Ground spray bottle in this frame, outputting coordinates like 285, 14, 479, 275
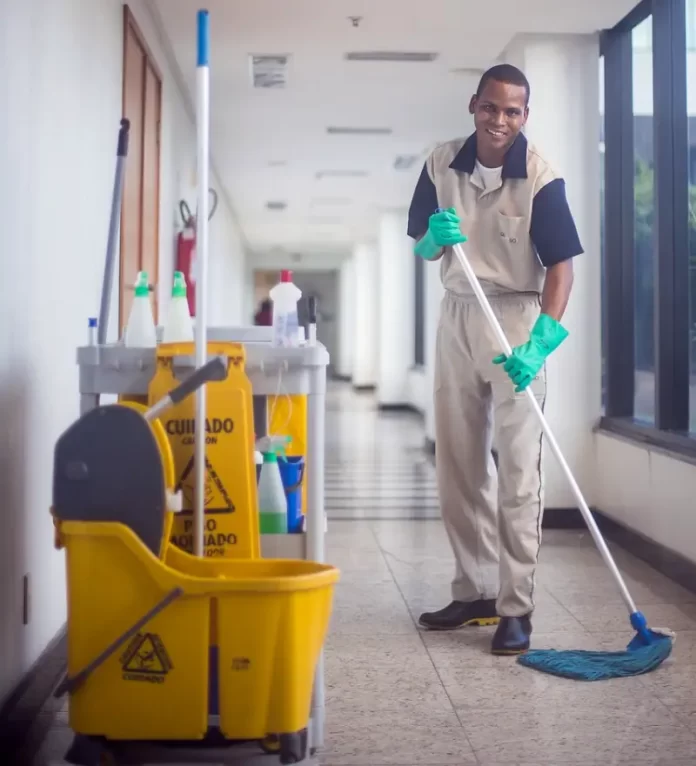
124, 271, 157, 347
162, 271, 194, 342
258, 450, 287, 534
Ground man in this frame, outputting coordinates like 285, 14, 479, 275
407, 64, 582, 655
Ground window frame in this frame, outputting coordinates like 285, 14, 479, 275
600, 0, 695, 457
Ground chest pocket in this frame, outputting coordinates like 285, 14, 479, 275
495, 212, 528, 258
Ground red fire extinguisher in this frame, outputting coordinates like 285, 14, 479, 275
176, 189, 218, 317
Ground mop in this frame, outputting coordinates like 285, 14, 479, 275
448, 235, 675, 681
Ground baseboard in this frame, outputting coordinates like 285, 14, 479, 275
0, 625, 67, 764
542, 507, 586, 529
592, 510, 696, 596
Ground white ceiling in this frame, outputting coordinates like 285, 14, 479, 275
152, 0, 636, 257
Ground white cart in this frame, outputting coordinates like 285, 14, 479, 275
75, 329, 330, 759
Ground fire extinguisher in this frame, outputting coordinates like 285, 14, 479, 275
176, 188, 218, 316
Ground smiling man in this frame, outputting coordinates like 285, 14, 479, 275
407, 64, 583, 655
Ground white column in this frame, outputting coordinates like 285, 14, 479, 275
377, 211, 414, 406
351, 243, 379, 388
337, 256, 355, 379
500, 34, 602, 507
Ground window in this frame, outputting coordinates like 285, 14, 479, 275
601, 0, 693, 455
689, 0, 696, 432
632, 17, 655, 424
599, 55, 606, 413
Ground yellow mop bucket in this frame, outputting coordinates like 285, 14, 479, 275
52, 357, 339, 744
59, 521, 338, 742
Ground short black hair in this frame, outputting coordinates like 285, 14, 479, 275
475, 64, 530, 105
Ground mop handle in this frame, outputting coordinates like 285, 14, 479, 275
144, 356, 227, 422
98, 119, 130, 345
193, 9, 211, 558
449, 240, 638, 615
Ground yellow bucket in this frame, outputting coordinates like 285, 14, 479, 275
62, 521, 338, 742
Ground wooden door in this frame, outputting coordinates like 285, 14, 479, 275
120, 6, 162, 331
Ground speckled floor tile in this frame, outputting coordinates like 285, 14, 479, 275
570, 602, 696, 634
328, 582, 416, 635
322, 707, 477, 764
467, 701, 696, 765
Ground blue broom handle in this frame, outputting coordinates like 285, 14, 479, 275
450, 241, 638, 615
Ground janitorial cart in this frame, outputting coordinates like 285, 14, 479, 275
51, 9, 338, 765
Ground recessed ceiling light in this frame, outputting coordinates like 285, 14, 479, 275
315, 170, 369, 180
326, 126, 393, 135
345, 51, 438, 63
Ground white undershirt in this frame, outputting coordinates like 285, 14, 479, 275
475, 160, 503, 191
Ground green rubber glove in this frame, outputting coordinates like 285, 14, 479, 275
414, 207, 467, 260
492, 314, 569, 392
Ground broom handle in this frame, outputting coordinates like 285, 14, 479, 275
450, 241, 638, 615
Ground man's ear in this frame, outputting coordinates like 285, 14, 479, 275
522, 105, 529, 124
468, 95, 477, 114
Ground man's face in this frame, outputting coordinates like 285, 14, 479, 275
469, 78, 529, 158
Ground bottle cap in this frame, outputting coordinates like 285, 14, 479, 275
262, 451, 278, 464
88, 318, 98, 328
172, 271, 187, 298
134, 271, 150, 298
280, 269, 292, 283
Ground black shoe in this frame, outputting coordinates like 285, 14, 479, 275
491, 615, 532, 655
419, 599, 499, 631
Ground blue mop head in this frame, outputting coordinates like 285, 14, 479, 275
517, 612, 675, 681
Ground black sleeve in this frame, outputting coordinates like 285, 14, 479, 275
407, 163, 438, 239
530, 178, 584, 267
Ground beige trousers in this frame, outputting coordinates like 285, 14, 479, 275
434, 290, 546, 617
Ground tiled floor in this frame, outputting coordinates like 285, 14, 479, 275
33, 383, 696, 765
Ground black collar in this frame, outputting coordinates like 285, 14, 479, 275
448, 132, 528, 179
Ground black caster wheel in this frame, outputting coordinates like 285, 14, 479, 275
259, 733, 281, 754
279, 728, 309, 764
65, 735, 113, 766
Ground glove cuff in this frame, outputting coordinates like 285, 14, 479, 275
414, 229, 442, 261
532, 313, 569, 354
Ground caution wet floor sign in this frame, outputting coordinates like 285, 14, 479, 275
149, 342, 260, 559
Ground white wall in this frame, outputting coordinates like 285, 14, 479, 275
337, 257, 355, 378
500, 33, 602, 508
377, 211, 415, 406
595, 435, 696, 564
351, 243, 379, 388
0, 0, 245, 706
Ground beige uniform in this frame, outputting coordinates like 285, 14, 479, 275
407, 133, 583, 617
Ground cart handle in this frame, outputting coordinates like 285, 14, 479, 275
55, 587, 183, 698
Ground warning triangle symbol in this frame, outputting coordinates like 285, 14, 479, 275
121, 633, 172, 675
175, 456, 234, 514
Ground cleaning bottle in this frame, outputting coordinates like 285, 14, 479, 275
124, 271, 157, 347
162, 271, 194, 342
257, 449, 288, 534
270, 269, 302, 348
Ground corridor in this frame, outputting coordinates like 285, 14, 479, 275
33, 384, 696, 765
